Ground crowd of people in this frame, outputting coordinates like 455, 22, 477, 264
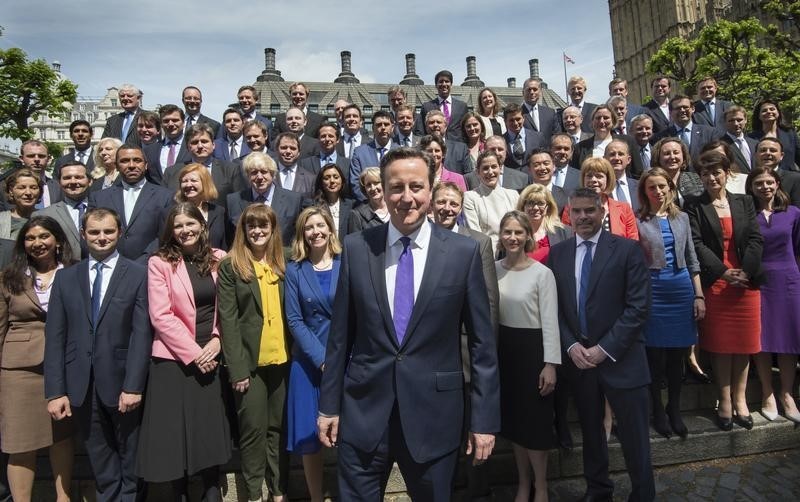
0, 70, 798, 502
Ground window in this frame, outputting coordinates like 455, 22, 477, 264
111, 99, 117, 107
57, 131, 65, 140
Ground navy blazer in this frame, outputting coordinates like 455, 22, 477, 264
284, 256, 341, 369
503, 130, 546, 171
213, 138, 251, 162
548, 231, 651, 389
143, 139, 192, 185
88, 182, 174, 263
102, 109, 143, 145
44, 257, 152, 408
227, 186, 304, 245
522, 103, 558, 144
319, 223, 500, 463
693, 99, 732, 131
417, 98, 469, 142
652, 123, 716, 164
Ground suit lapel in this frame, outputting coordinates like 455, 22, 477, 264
248, 272, 264, 316
176, 260, 196, 309
55, 202, 80, 243
22, 284, 42, 312
97, 258, 128, 325
111, 190, 127, 227
700, 196, 724, 252
586, 232, 614, 300
127, 184, 153, 227
77, 261, 91, 322
401, 226, 447, 348
366, 226, 396, 344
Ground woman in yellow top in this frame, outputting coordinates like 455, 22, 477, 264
218, 203, 290, 502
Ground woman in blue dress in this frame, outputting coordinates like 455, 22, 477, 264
636, 168, 706, 438
284, 206, 341, 502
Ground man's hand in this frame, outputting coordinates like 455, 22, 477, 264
317, 415, 339, 448
568, 344, 596, 369
585, 346, 608, 366
47, 396, 72, 420
232, 378, 250, 393
466, 432, 495, 465
118, 392, 142, 413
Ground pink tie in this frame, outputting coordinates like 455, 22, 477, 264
442, 100, 451, 124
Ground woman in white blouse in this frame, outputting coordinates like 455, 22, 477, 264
496, 210, 560, 502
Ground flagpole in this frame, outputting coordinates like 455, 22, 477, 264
562, 51, 569, 103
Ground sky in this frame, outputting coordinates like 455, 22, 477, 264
3, 0, 616, 124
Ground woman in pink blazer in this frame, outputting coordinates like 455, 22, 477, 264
136, 202, 231, 501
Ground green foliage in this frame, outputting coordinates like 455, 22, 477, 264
0, 47, 78, 141
646, 16, 800, 128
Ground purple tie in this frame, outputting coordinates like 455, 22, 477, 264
393, 236, 414, 343
442, 100, 451, 124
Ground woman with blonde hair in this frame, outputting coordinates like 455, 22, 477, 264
516, 184, 572, 263
285, 207, 342, 502
91, 137, 123, 190
218, 204, 290, 502
174, 163, 228, 249
348, 167, 389, 233
476, 87, 505, 138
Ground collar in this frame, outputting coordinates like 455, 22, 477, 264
65, 196, 88, 208
387, 218, 432, 250
89, 249, 120, 270
252, 183, 275, 200
280, 163, 297, 173
575, 229, 602, 249
122, 178, 146, 190
438, 96, 452, 106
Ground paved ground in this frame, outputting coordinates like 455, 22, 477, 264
479, 448, 800, 501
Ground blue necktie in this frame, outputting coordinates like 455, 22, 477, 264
578, 241, 594, 339
91, 262, 103, 327
393, 237, 414, 344
121, 112, 133, 140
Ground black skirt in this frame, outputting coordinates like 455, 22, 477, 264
136, 358, 232, 482
498, 325, 556, 450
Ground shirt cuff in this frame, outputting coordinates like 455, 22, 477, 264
597, 344, 617, 362
566, 342, 579, 355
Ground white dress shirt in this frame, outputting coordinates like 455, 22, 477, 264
572, 230, 615, 361
385, 220, 432, 316
89, 250, 120, 309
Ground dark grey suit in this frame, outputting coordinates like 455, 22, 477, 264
522, 103, 558, 143
186, 113, 221, 137
102, 109, 144, 145
719, 134, 758, 173
142, 139, 192, 185
162, 159, 246, 210
417, 97, 469, 141
643, 100, 671, 135
693, 99, 732, 131
226, 186, 303, 244
274, 164, 315, 198
504, 130, 546, 171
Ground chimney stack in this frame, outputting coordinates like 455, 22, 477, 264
334, 50, 360, 84
257, 47, 284, 82
529, 58, 540, 79
400, 53, 424, 85
507, 77, 516, 88
52, 61, 62, 73
461, 56, 484, 87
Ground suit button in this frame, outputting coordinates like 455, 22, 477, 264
396, 355, 404, 361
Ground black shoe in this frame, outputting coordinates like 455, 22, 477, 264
558, 434, 574, 451
687, 368, 712, 384
734, 414, 754, 430
716, 414, 733, 431
667, 406, 688, 438
652, 411, 672, 439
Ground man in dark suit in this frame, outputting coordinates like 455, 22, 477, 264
643, 76, 672, 135
528, 148, 569, 213
272, 132, 315, 197
318, 148, 500, 500
756, 137, 800, 207
465, 135, 530, 191
561, 106, 592, 145
652, 94, 717, 163
548, 188, 654, 502
241, 120, 270, 157
102, 84, 145, 145
693, 77, 733, 132
720, 105, 758, 173
270, 82, 325, 139
11, 140, 62, 209
392, 105, 419, 148
551, 133, 582, 192
522, 77, 558, 142
143, 104, 192, 185
88, 145, 174, 263
504, 103, 546, 172
559, 76, 597, 133
34, 161, 91, 258
269, 107, 317, 158
608, 77, 648, 121
299, 123, 349, 177
350, 110, 398, 201
45, 207, 152, 502
415, 70, 469, 141
573, 109, 644, 179
337, 104, 371, 159
605, 139, 640, 213
608, 96, 635, 136
424, 110, 471, 174
631, 114, 656, 171
164, 123, 245, 209
227, 151, 304, 244
213, 108, 250, 162
216, 85, 272, 143
182, 86, 220, 136
54, 119, 95, 179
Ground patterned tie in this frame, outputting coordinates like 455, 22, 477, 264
393, 236, 414, 344
166, 141, 177, 168
186, 115, 195, 128
403, 136, 411, 147
378, 147, 386, 161
513, 135, 524, 163
708, 101, 716, 123
91, 262, 103, 327
641, 146, 651, 171
736, 138, 752, 170
77, 151, 86, 164
681, 128, 690, 146
578, 241, 594, 339
442, 100, 451, 124
229, 140, 237, 160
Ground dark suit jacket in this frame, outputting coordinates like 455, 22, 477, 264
573, 134, 644, 178
189, 113, 221, 138
206, 202, 229, 250
44, 257, 152, 408
213, 138, 251, 162
456, 226, 499, 335
443, 140, 472, 175
274, 164, 315, 198
522, 103, 558, 144
719, 134, 758, 173
555, 165, 582, 193
335, 133, 373, 159
88, 182, 174, 263
226, 186, 303, 245
777, 169, 800, 208
465, 167, 530, 192
558, 102, 597, 134
162, 159, 245, 210
347, 203, 385, 234
552, 185, 568, 215
504, 130, 546, 171
143, 139, 192, 185
0, 239, 13, 268
102, 109, 144, 145
319, 223, 500, 463
323, 198, 356, 243
684, 192, 764, 288
417, 97, 469, 141
612, 176, 640, 214
298, 153, 349, 177
651, 123, 716, 163
693, 99, 732, 131
54, 148, 96, 179
271, 110, 326, 139
547, 231, 651, 389
349, 140, 399, 200
643, 100, 671, 135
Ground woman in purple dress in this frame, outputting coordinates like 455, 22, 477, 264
746, 167, 800, 423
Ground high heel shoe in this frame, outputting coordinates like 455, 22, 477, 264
783, 409, 800, 424
716, 414, 733, 431
667, 406, 688, 438
734, 414, 754, 430
687, 367, 712, 384
653, 411, 672, 439
761, 408, 779, 421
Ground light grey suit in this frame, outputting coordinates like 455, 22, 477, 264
34, 200, 85, 258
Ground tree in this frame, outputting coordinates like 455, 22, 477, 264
0, 47, 78, 141
646, 17, 800, 127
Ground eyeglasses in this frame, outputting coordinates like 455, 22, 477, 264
524, 201, 548, 209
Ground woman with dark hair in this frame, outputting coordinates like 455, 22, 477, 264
701, 140, 746, 194
136, 202, 230, 500
312, 163, 355, 242
0, 216, 75, 502
636, 168, 705, 438
746, 167, 800, 423
651, 137, 704, 205
420, 134, 467, 192
495, 210, 560, 502
348, 168, 389, 233
685, 151, 763, 431
175, 163, 228, 250
217, 204, 290, 502
477, 87, 505, 138
749, 98, 800, 172
285, 207, 342, 502
0, 169, 42, 240
463, 151, 520, 252
460, 111, 486, 169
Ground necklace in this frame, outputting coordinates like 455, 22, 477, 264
712, 200, 729, 209
312, 259, 332, 271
